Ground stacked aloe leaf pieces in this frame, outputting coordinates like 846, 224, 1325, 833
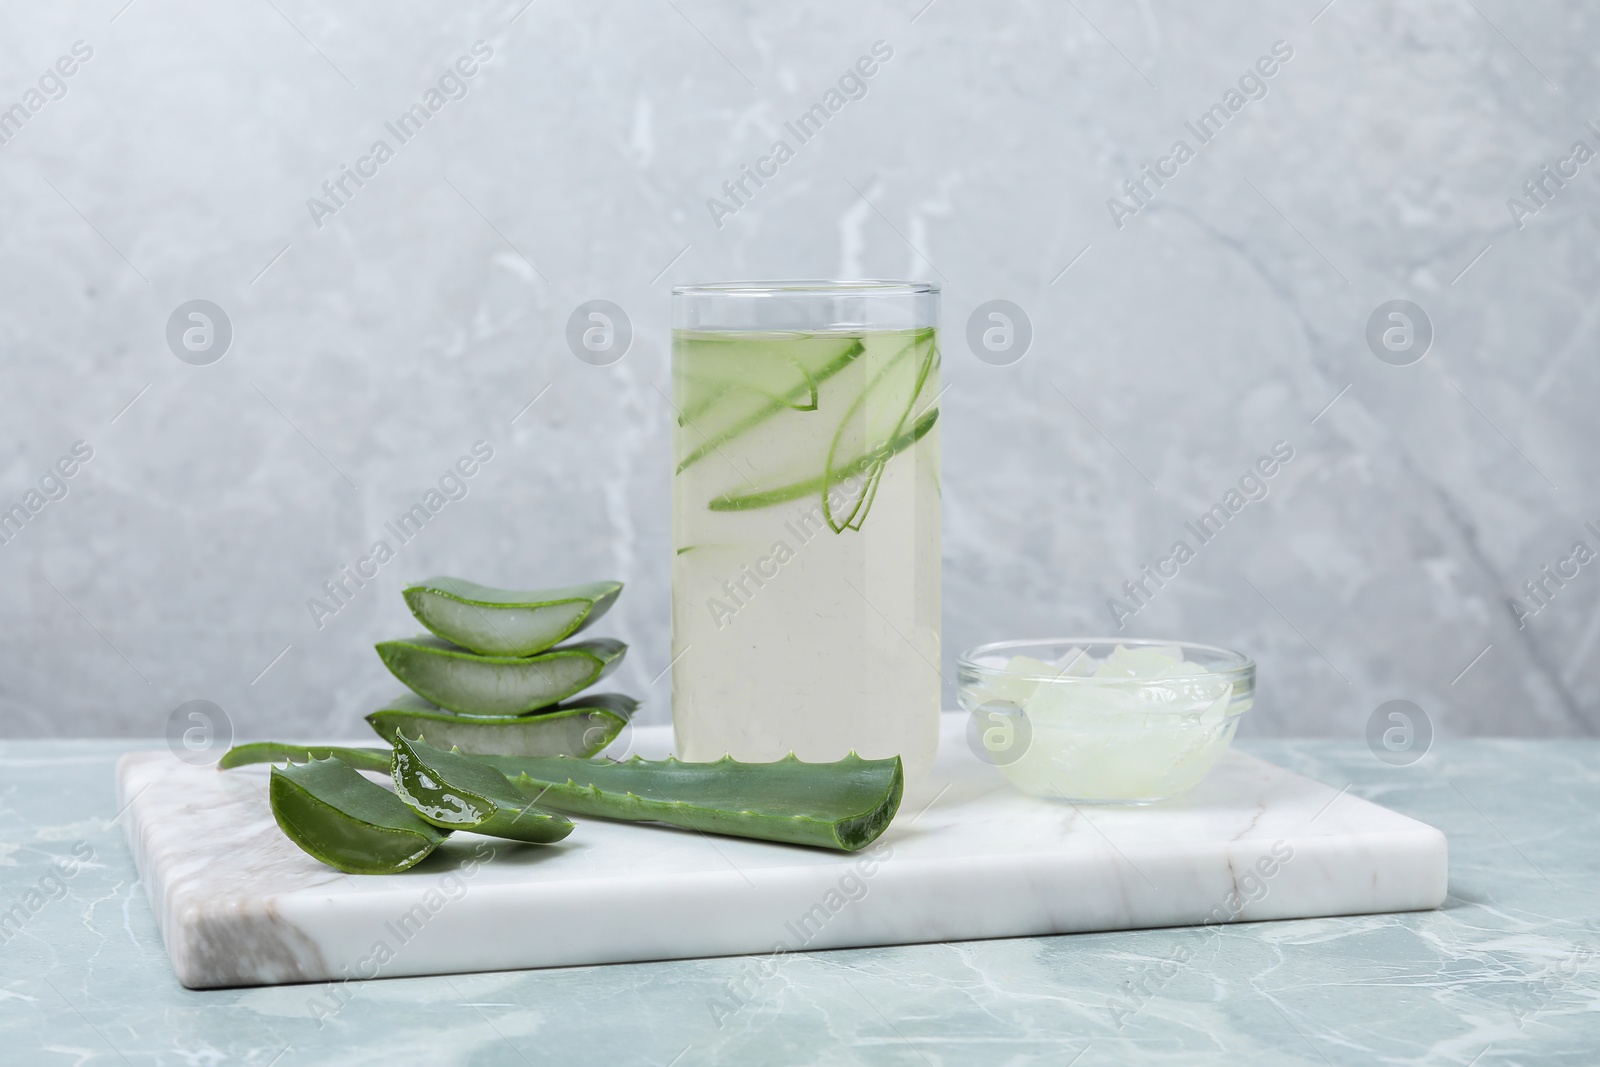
220, 576, 907, 874
232, 577, 633, 874
376, 577, 631, 729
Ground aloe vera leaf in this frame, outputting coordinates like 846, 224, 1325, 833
391, 735, 575, 843
366, 692, 634, 757
219, 743, 392, 772
823, 330, 938, 533
270, 757, 449, 874
676, 337, 865, 474
478, 752, 904, 852
376, 636, 626, 716
402, 577, 622, 658
706, 407, 939, 512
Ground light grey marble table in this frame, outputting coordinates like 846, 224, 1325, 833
1, 739, 1594, 1066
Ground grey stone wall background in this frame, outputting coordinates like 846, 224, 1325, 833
2, 0, 1596, 746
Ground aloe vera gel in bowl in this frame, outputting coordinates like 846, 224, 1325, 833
957, 639, 1254, 803
670, 282, 942, 784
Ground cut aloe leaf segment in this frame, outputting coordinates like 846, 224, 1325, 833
269, 757, 449, 874
391, 735, 574, 844
220, 743, 392, 773
366, 692, 635, 757
674, 334, 865, 473
478, 751, 904, 852
376, 636, 626, 716
402, 577, 622, 658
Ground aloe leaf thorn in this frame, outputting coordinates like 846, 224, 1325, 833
219, 743, 392, 772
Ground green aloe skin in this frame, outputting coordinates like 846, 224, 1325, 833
269, 758, 450, 875
220, 743, 392, 772
365, 692, 634, 757
236, 743, 904, 864
375, 636, 626, 716
479, 751, 905, 852
403, 577, 623, 657
391, 735, 574, 843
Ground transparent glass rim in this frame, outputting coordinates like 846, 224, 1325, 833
958, 637, 1256, 686
672, 279, 938, 298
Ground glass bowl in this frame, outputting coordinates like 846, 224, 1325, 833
956, 638, 1255, 804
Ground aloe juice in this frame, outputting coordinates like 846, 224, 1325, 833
671, 321, 941, 784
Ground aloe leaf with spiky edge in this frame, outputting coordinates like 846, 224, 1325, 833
402, 577, 623, 658
390, 735, 574, 844
269, 757, 449, 874
375, 636, 626, 716
220, 743, 392, 772
475, 751, 904, 852
365, 692, 634, 757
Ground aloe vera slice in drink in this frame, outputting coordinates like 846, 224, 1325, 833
270, 757, 449, 874
678, 349, 819, 421
220, 742, 391, 772
391, 734, 575, 844
478, 751, 904, 852
365, 692, 634, 757
823, 329, 938, 532
675, 334, 865, 473
707, 407, 939, 512
402, 577, 622, 657
376, 636, 626, 716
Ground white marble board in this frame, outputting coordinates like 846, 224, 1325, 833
117, 714, 1448, 990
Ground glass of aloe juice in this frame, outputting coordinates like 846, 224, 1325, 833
671, 281, 942, 785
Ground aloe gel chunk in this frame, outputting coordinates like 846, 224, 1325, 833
479, 751, 904, 852
269, 757, 448, 874
403, 577, 623, 657
220, 743, 392, 772
376, 636, 626, 716
366, 692, 634, 757
390, 735, 574, 844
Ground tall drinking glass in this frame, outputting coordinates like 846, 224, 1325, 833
671, 281, 941, 785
